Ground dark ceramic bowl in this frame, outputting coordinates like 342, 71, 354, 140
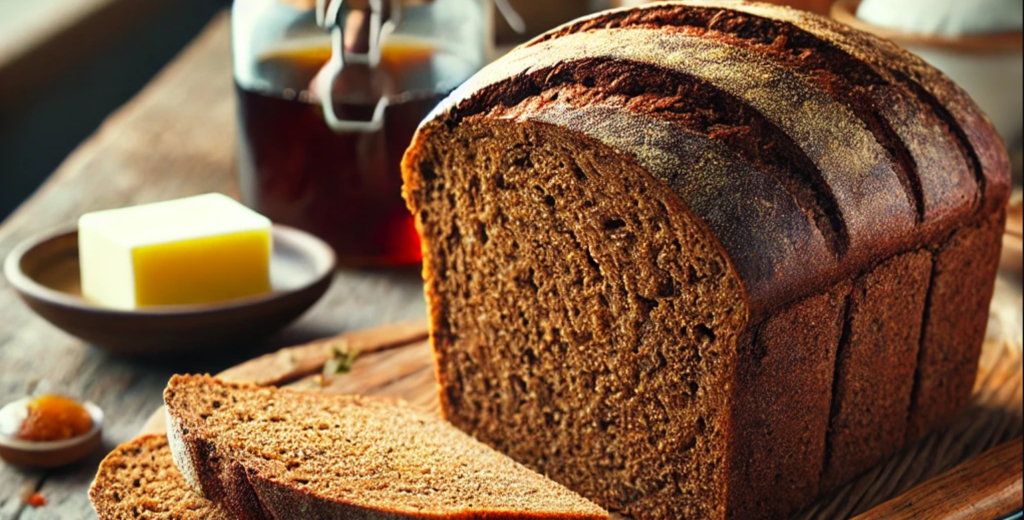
3, 225, 335, 356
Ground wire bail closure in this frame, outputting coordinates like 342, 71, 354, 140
313, 0, 520, 133
315, 0, 394, 132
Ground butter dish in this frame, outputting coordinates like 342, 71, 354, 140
3, 225, 334, 356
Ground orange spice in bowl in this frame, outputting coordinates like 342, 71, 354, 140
17, 395, 93, 442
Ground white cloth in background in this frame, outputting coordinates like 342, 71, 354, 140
858, 0, 1024, 36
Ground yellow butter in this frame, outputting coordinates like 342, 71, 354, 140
79, 194, 272, 310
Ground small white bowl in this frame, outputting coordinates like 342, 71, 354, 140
0, 398, 104, 468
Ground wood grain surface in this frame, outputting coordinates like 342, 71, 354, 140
0, 14, 425, 520
850, 439, 1022, 520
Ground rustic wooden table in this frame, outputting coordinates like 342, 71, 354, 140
0, 13, 425, 520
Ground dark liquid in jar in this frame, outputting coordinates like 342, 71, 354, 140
236, 44, 443, 267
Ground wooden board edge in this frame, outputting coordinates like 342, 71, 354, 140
140, 320, 431, 435
851, 438, 1023, 520
216, 319, 429, 386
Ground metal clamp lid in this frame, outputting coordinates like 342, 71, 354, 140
313, 0, 521, 133
314, 0, 391, 132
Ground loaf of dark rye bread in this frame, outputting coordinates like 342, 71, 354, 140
401, 1, 1010, 519
90, 435, 234, 520
164, 375, 608, 520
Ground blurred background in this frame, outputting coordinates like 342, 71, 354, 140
0, 0, 1020, 221
0, 0, 233, 219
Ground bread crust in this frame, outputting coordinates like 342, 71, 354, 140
540, 0, 1010, 215
906, 211, 1006, 442
717, 0, 1012, 214
728, 283, 849, 519
821, 250, 933, 492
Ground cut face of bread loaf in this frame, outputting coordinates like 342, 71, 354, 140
163, 375, 608, 520
90, 435, 234, 520
401, 1, 1010, 519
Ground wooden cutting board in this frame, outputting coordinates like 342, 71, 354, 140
141, 312, 1023, 520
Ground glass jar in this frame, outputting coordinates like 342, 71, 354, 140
232, 0, 493, 267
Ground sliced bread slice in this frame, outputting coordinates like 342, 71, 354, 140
90, 434, 234, 520
164, 375, 608, 520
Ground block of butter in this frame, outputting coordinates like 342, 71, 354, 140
79, 193, 272, 310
